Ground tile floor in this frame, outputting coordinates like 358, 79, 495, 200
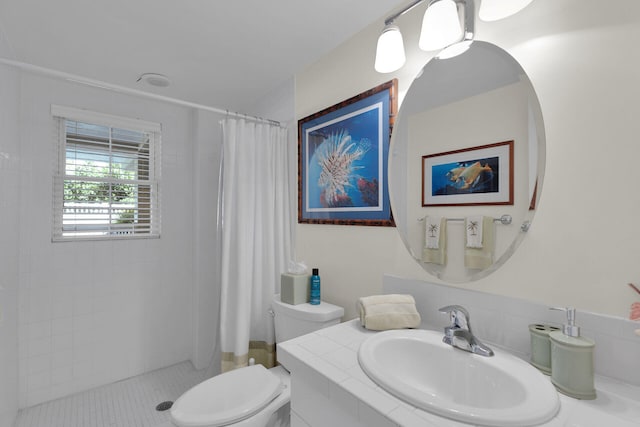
14, 361, 207, 427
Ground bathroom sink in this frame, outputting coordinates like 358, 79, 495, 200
358, 329, 559, 426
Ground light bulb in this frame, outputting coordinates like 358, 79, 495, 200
374, 25, 406, 73
419, 0, 463, 52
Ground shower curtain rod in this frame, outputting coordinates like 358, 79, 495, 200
0, 57, 282, 127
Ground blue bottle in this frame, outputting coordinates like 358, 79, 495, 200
310, 268, 321, 305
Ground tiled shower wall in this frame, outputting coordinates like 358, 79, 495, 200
0, 63, 21, 426
15, 72, 196, 408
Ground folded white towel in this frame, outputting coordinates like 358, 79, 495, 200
466, 215, 484, 248
357, 294, 421, 331
425, 216, 442, 249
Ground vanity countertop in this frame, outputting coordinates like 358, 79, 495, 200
277, 319, 640, 427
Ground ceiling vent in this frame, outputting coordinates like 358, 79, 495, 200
137, 73, 171, 88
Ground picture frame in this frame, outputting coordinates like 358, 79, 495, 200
422, 140, 514, 207
298, 80, 397, 226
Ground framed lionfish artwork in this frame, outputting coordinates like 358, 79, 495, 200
298, 80, 397, 226
422, 140, 514, 207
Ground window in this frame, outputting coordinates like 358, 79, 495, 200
52, 106, 161, 241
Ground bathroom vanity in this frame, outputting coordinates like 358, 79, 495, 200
277, 276, 640, 427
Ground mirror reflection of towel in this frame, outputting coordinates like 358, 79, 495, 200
465, 215, 484, 248
422, 217, 446, 265
465, 216, 494, 269
425, 216, 442, 249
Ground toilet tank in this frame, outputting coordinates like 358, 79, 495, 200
272, 294, 344, 343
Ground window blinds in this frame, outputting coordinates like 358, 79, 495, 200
51, 105, 161, 241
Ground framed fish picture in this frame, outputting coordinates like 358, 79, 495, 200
422, 141, 514, 207
298, 80, 397, 226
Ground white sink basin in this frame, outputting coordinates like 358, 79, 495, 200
358, 329, 559, 426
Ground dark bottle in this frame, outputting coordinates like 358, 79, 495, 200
310, 268, 321, 305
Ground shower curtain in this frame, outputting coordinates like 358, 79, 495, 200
219, 118, 293, 372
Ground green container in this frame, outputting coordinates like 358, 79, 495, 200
280, 273, 310, 305
528, 324, 560, 374
549, 331, 596, 400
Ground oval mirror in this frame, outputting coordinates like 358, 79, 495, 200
389, 41, 545, 283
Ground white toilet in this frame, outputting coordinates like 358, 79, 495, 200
170, 294, 344, 427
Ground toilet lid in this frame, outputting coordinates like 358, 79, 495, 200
171, 364, 284, 427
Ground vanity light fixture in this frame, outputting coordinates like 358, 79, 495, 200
374, 0, 472, 73
374, 0, 533, 72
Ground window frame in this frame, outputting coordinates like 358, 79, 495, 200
51, 105, 162, 242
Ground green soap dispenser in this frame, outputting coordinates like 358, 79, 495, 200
549, 307, 596, 400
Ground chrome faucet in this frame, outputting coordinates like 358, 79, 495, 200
438, 305, 494, 357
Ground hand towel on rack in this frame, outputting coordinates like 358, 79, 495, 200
425, 216, 442, 249
422, 216, 447, 265
465, 216, 495, 269
357, 294, 421, 331
465, 215, 484, 248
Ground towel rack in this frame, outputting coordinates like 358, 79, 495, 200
419, 214, 512, 225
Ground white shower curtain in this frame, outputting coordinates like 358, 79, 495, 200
219, 118, 293, 372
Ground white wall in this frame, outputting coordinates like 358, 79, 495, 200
16, 72, 196, 407
0, 63, 20, 427
295, 0, 640, 320
249, 76, 296, 126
